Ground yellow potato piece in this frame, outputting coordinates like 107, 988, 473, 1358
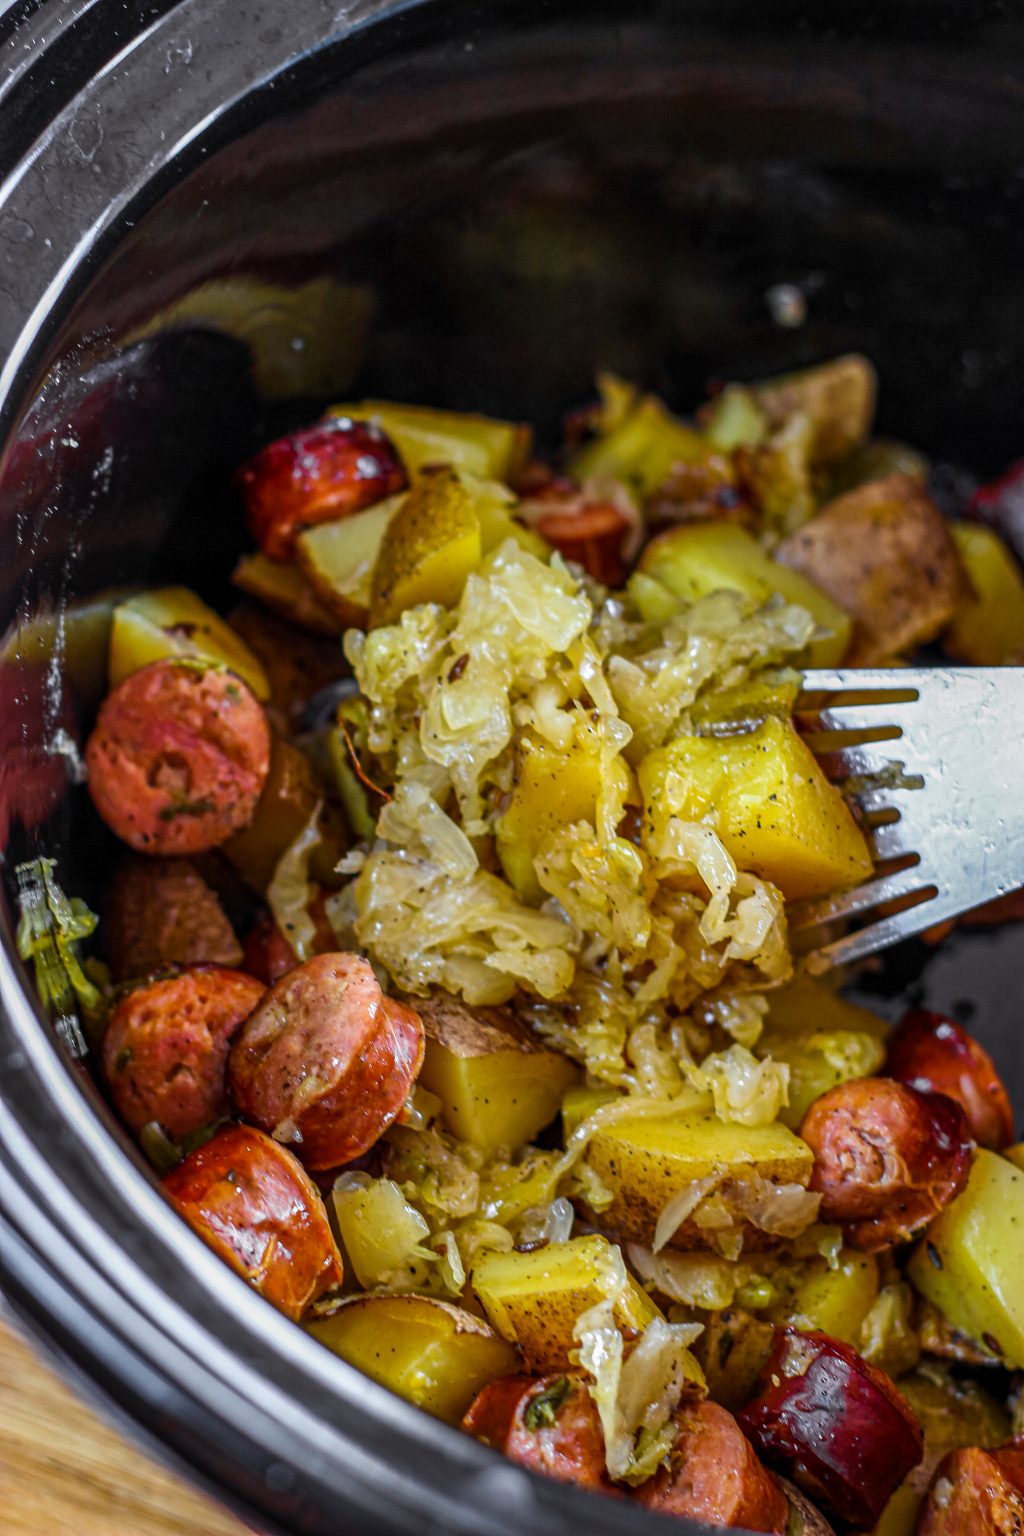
496, 734, 605, 902
108, 586, 270, 699
296, 494, 405, 626
907, 1149, 1024, 1368
944, 522, 1024, 665
330, 400, 531, 482
370, 469, 482, 627
775, 1250, 879, 1344
639, 521, 851, 667
639, 715, 873, 901
759, 980, 888, 1128
472, 1235, 663, 1372
415, 992, 577, 1155
569, 393, 707, 499
222, 735, 345, 892
231, 552, 340, 637
763, 975, 890, 1041
561, 1083, 619, 1141
307, 1294, 516, 1425
583, 1111, 813, 1250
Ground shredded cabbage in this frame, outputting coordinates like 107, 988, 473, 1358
267, 802, 323, 962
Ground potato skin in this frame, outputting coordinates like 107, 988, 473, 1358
776, 474, 966, 664
886, 1008, 1014, 1151
104, 856, 242, 982
86, 659, 270, 855
462, 1372, 612, 1491
164, 1123, 342, 1320
229, 953, 424, 1168
635, 1400, 789, 1533
103, 966, 265, 1139
917, 1444, 1024, 1536
799, 1078, 973, 1251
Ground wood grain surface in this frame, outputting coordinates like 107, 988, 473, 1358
0, 1316, 249, 1536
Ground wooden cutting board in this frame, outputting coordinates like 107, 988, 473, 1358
0, 1317, 250, 1536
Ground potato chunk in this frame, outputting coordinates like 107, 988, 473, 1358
639, 522, 851, 666
307, 1294, 517, 1424
907, 1149, 1024, 1368
753, 354, 876, 466
495, 734, 604, 902
776, 474, 966, 664
569, 392, 707, 499
109, 586, 270, 699
472, 1235, 663, 1371
222, 735, 346, 892
773, 1250, 879, 1345
296, 494, 404, 626
329, 400, 531, 482
415, 991, 577, 1155
758, 979, 888, 1128
231, 552, 340, 637
370, 468, 482, 626
582, 1110, 813, 1250
944, 522, 1024, 664
640, 716, 872, 901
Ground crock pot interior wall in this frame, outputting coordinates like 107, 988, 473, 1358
2, 3, 1024, 1533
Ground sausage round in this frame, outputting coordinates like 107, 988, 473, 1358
242, 893, 337, 986
886, 1008, 1014, 1150
462, 1373, 611, 1491
736, 1328, 923, 1529
103, 966, 265, 1139
104, 856, 243, 982
87, 659, 270, 855
238, 416, 407, 560
799, 1077, 973, 1250
229, 953, 424, 1169
164, 1123, 343, 1320
635, 1400, 789, 1533
918, 1444, 1024, 1536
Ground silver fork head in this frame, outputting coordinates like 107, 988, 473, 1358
790, 667, 1024, 972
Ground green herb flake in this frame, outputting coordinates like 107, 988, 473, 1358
159, 796, 216, 822
523, 1375, 572, 1432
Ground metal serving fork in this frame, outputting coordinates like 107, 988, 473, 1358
790, 667, 1024, 972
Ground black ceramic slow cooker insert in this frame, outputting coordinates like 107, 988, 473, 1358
2, 3, 1024, 1533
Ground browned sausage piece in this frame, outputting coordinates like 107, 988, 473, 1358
918, 1444, 1024, 1536
164, 1123, 342, 1320
799, 1078, 973, 1251
635, 1400, 789, 1533
104, 856, 243, 982
229, 953, 424, 1169
886, 1008, 1014, 1151
103, 966, 265, 1139
86, 658, 270, 856
462, 1373, 612, 1491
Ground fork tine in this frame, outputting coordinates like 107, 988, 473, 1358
802, 738, 926, 783
804, 897, 949, 972
788, 862, 934, 934
866, 818, 914, 861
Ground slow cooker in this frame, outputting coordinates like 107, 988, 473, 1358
2, 2, 1024, 1532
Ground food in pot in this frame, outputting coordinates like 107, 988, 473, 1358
59, 355, 1024, 1528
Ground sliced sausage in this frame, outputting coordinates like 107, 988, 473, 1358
886, 1008, 1014, 1151
238, 416, 407, 560
241, 892, 337, 986
799, 1077, 973, 1251
462, 1372, 611, 1491
229, 953, 424, 1169
737, 1328, 923, 1529
103, 966, 265, 1139
86, 659, 270, 856
104, 856, 243, 982
635, 1400, 789, 1533
918, 1444, 1024, 1536
164, 1123, 342, 1320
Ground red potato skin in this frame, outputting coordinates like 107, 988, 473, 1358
798, 1077, 974, 1251
737, 1329, 923, 1529
164, 1123, 342, 1320
635, 1400, 789, 1533
229, 953, 424, 1169
238, 417, 407, 560
918, 1444, 1024, 1536
462, 1373, 613, 1492
886, 1008, 1014, 1151
86, 660, 270, 856
103, 966, 266, 1139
